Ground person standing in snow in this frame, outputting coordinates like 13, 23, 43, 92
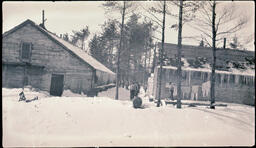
168, 82, 175, 100
134, 82, 140, 97
137, 83, 140, 94
130, 82, 136, 100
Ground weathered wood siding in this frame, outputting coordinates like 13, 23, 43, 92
96, 71, 115, 85
154, 67, 255, 105
2, 23, 94, 93
2, 65, 25, 88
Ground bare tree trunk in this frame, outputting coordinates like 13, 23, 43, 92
144, 41, 148, 87
148, 45, 152, 72
157, 0, 166, 107
127, 47, 131, 85
115, 1, 126, 100
151, 43, 157, 73
210, 0, 216, 109
176, 0, 183, 109
108, 40, 113, 68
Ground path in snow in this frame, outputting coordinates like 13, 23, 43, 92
98, 86, 148, 101
98, 87, 131, 101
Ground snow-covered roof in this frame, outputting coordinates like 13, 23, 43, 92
159, 65, 255, 77
157, 57, 255, 77
3, 19, 115, 75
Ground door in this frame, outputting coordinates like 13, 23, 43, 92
50, 74, 64, 96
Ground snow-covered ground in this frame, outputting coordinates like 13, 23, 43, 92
2, 87, 255, 147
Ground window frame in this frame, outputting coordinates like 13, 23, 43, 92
20, 41, 32, 62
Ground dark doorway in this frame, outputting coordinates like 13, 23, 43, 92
50, 74, 64, 96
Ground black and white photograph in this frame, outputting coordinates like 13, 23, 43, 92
2, 1, 255, 147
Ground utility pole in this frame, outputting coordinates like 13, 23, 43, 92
157, 0, 166, 107
176, 0, 183, 109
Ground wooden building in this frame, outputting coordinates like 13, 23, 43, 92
2, 19, 115, 96
148, 42, 255, 105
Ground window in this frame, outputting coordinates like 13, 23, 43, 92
21, 42, 32, 60
229, 74, 235, 83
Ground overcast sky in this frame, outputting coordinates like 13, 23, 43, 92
3, 1, 255, 51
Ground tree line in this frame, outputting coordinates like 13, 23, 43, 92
59, 1, 250, 108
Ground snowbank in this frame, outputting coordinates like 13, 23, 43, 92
62, 89, 87, 97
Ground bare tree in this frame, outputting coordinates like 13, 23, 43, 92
144, 1, 202, 108
102, 1, 135, 100
138, 1, 168, 107
156, 0, 166, 107
189, 1, 248, 47
170, 1, 203, 108
210, 0, 217, 109
176, 0, 183, 109
190, 1, 248, 109
150, 1, 202, 108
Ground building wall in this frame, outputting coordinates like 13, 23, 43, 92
154, 67, 255, 105
96, 71, 115, 86
2, 23, 94, 94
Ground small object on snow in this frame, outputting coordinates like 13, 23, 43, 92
188, 104, 197, 107
124, 134, 132, 138
87, 88, 98, 97
19, 91, 26, 101
25, 96, 38, 103
149, 98, 154, 102
33, 96, 38, 101
210, 103, 216, 109
133, 96, 142, 108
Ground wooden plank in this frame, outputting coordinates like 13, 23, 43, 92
155, 100, 228, 107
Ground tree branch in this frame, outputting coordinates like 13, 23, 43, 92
140, 13, 163, 27
139, 4, 163, 24
216, 17, 247, 36
200, 4, 213, 25
189, 24, 212, 39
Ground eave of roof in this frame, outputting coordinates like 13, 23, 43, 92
158, 65, 255, 77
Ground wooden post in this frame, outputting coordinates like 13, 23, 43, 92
43, 10, 45, 27
41, 10, 47, 29
223, 38, 226, 49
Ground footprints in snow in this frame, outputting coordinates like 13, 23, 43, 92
65, 112, 77, 124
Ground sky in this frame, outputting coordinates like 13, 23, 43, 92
2, 1, 255, 51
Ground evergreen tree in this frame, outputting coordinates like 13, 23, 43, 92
89, 34, 103, 63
